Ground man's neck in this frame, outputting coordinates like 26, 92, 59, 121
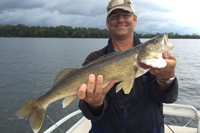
111, 35, 134, 51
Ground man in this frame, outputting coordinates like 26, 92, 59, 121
78, 0, 178, 132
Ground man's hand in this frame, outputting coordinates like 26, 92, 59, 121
149, 52, 177, 92
78, 74, 115, 111
149, 52, 176, 79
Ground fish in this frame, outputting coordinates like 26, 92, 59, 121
16, 34, 174, 133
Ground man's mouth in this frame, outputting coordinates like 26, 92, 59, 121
115, 25, 127, 28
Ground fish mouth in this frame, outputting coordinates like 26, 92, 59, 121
138, 56, 167, 69
137, 60, 153, 69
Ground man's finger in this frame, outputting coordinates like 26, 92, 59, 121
78, 84, 87, 99
94, 75, 103, 97
163, 52, 176, 60
87, 74, 95, 97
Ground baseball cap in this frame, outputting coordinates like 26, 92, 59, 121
107, 0, 135, 17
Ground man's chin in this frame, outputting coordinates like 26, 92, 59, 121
115, 32, 128, 37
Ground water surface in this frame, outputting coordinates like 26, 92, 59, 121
0, 38, 200, 132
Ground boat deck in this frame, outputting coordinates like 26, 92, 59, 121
44, 104, 200, 133
68, 117, 197, 133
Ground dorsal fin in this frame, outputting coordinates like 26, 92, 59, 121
53, 68, 77, 87
85, 51, 122, 66
98, 51, 121, 59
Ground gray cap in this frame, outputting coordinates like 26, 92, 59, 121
107, 0, 135, 17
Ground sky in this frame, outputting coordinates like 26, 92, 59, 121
0, 0, 200, 35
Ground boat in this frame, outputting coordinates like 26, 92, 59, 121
44, 103, 200, 133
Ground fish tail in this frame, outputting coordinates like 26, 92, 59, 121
16, 98, 46, 133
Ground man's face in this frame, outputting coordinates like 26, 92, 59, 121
106, 9, 137, 39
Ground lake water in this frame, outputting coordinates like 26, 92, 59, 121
0, 38, 200, 133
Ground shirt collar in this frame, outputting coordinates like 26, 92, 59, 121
105, 36, 141, 54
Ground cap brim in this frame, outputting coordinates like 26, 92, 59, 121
107, 6, 134, 17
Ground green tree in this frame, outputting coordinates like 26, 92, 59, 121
1, 24, 200, 38
0, 25, 3, 36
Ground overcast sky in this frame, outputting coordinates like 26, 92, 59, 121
1, 0, 200, 35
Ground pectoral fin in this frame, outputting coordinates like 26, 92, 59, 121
62, 95, 77, 108
53, 68, 77, 87
116, 79, 134, 94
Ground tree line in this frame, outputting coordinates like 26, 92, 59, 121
0, 24, 200, 39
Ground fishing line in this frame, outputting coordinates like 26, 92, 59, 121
47, 115, 64, 133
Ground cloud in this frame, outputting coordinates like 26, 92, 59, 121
134, 0, 172, 14
133, 0, 200, 34
0, 0, 46, 11
0, 0, 108, 28
0, 0, 200, 35
44, 0, 107, 16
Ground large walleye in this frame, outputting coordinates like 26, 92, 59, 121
16, 34, 174, 133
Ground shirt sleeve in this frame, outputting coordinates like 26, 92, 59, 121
82, 49, 105, 66
79, 98, 108, 121
79, 48, 108, 121
151, 76, 178, 103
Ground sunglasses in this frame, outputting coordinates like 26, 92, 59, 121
108, 12, 134, 20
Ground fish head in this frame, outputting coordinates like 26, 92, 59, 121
137, 34, 174, 69
146, 34, 174, 52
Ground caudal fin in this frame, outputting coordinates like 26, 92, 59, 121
16, 98, 46, 133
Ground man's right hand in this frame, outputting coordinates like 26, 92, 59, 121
78, 74, 115, 111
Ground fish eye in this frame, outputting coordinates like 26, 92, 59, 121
154, 39, 158, 43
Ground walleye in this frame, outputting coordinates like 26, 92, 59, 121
16, 34, 174, 133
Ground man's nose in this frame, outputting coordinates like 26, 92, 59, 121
117, 14, 124, 22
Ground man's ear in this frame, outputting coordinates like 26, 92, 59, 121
106, 19, 109, 29
134, 14, 137, 27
